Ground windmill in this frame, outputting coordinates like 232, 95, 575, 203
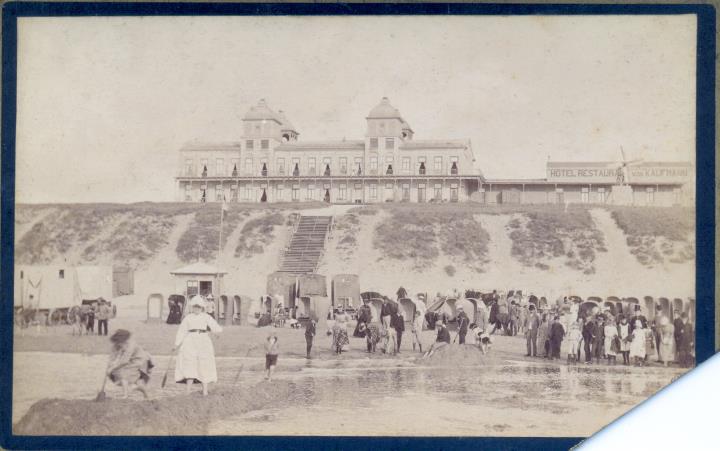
612, 146, 643, 186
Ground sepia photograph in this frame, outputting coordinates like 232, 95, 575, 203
9, 11, 700, 440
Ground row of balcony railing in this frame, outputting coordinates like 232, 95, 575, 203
185, 162, 460, 178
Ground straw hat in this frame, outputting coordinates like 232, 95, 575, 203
189, 295, 206, 309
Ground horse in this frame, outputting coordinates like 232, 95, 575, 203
68, 305, 90, 336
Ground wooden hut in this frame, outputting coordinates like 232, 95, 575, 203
332, 274, 361, 309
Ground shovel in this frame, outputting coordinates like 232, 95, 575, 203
233, 346, 257, 385
95, 369, 109, 402
161, 350, 175, 389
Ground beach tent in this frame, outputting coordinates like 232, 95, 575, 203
75, 266, 113, 304
112, 266, 135, 296
14, 265, 112, 311
332, 274, 361, 309
231, 294, 253, 325
398, 297, 426, 324
266, 272, 298, 312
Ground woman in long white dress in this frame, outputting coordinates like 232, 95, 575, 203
174, 295, 223, 396
629, 319, 646, 366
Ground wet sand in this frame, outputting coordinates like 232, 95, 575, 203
13, 345, 684, 436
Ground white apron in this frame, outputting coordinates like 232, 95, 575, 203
174, 313, 222, 383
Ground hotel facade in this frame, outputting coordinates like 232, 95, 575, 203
176, 98, 692, 207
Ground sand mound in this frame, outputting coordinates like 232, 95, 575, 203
420, 344, 491, 367
14, 380, 296, 436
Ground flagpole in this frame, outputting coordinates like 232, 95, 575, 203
218, 184, 224, 265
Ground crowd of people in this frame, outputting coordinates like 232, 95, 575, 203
519, 300, 695, 368
97, 290, 695, 400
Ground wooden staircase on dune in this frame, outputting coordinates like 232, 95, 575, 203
278, 215, 333, 274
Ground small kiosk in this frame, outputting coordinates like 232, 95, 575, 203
170, 262, 227, 315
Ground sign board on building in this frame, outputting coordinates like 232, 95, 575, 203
546, 162, 692, 185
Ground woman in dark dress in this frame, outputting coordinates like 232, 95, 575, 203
167, 300, 183, 325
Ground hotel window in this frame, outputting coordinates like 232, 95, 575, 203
385, 138, 394, 150
292, 186, 299, 201
260, 159, 268, 177
201, 159, 208, 177
186, 280, 198, 298
555, 187, 564, 204
450, 183, 459, 202
230, 187, 237, 202
354, 157, 363, 176
307, 184, 315, 200
244, 186, 252, 201
306, 158, 316, 175
370, 184, 377, 200
646, 187, 655, 204
185, 185, 192, 201
244, 158, 253, 174
434, 156, 443, 174
261, 139, 269, 150
370, 157, 378, 174
598, 187, 607, 203
369, 138, 378, 150
418, 157, 426, 175
581, 187, 589, 203
386, 183, 394, 190
231, 159, 239, 177
673, 188, 681, 205
354, 183, 363, 201
434, 184, 442, 200
323, 158, 332, 176
338, 185, 347, 200
402, 157, 411, 173
216, 159, 224, 176
450, 157, 459, 175
277, 158, 285, 175
246, 140, 254, 150
216, 187, 224, 202
276, 185, 284, 201
339, 157, 348, 175
418, 184, 426, 202
184, 159, 193, 176
402, 183, 410, 201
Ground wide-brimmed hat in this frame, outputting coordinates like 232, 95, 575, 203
189, 295, 206, 309
110, 329, 131, 344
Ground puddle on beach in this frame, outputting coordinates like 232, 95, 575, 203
14, 352, 682, 436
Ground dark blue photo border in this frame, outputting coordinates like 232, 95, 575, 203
1, 3, 715, 450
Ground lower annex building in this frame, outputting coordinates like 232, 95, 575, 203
175, 98, 693, 207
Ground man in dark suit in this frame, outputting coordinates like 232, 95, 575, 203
456, 306, 469, 344
676, 313, 694, 368
549, 315, 565, 359
582, 316, 597, 364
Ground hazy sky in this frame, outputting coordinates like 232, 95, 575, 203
16, 15, 696, 203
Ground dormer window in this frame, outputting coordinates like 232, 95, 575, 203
246, 140, 254, 150
385, 138, 394, 150
369, 138, 378, 150
261, 140, 269, 150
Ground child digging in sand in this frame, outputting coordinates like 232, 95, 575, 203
106, 329, 154, 399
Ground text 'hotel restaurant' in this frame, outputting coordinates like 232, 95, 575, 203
175, 98, 693, 207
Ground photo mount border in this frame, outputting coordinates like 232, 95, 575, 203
0, 2, 714, 449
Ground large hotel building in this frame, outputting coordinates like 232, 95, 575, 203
176, 98, 692, 206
